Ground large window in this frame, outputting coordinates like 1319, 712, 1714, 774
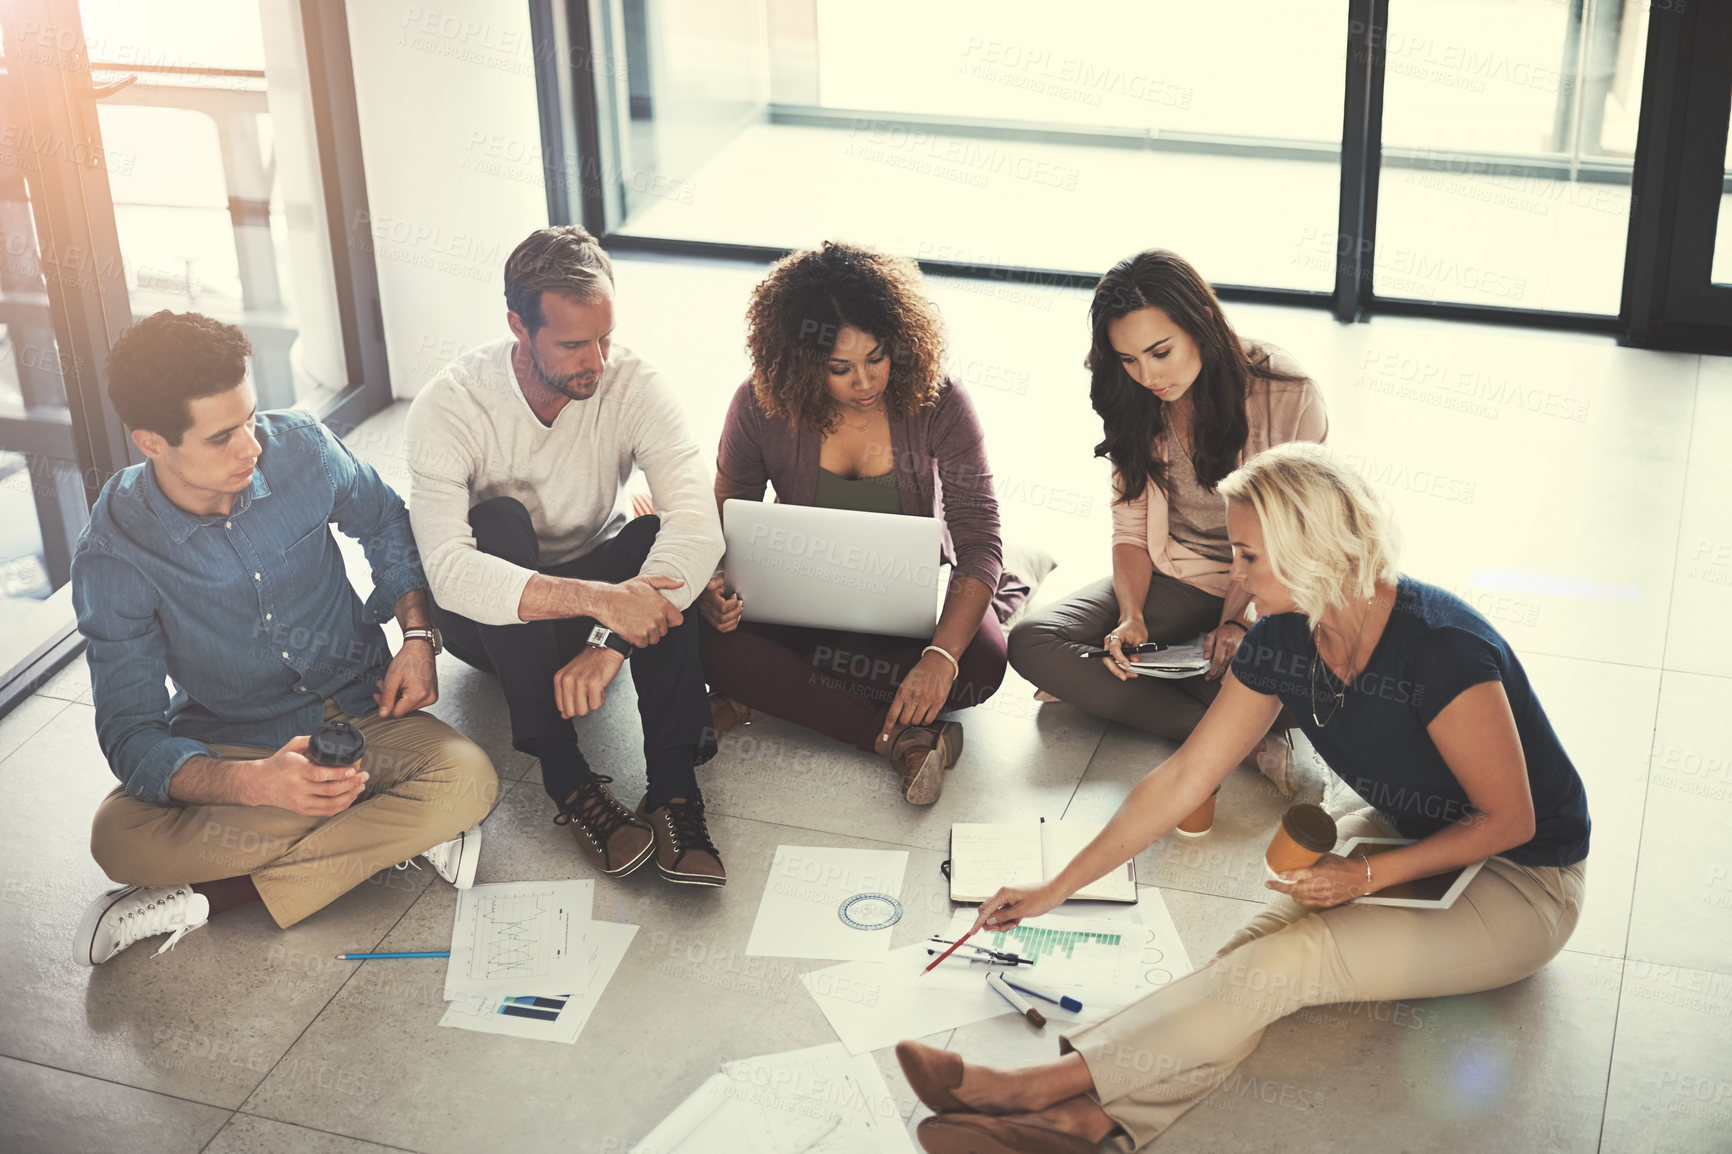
82, 0, 352, 409
600, 0, 1346, 292
552, 0, 1732, 346
0, 0, 386, 711
1376, 0, 1642, 315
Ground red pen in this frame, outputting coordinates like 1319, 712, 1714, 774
922, 924, 982, 975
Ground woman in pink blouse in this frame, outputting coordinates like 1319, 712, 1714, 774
1009, 249, 1327, 831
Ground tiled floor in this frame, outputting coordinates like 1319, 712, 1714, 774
2, 255, 1728, 1152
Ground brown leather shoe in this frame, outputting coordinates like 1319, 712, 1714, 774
895, 1041, 975, 1114
554, 778, 654, 876
916, 1113, 1096, 1154
878, 721, 964, 805
638, 797, 726, 887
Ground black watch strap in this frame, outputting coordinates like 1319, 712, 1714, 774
587, 624, 635, 659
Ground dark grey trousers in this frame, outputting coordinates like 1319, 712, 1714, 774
1007, 572, 1230, 743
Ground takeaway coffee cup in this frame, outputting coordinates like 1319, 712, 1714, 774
307, 720, 367, 768
1265, 803, 1338, 878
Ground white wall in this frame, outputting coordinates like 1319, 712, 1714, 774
345, 1, 548, 399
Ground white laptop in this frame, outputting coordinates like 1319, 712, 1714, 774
721, 499, 946, 637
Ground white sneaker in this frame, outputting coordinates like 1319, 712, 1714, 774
75, 884, 210, 966
421, 825, 481, 889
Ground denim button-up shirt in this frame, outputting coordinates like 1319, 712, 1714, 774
71, 410, 427, 804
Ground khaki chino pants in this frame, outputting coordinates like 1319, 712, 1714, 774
1061, 808, 1587, 1150
90, 700, 498, 928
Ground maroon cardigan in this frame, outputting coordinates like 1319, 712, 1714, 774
715, 378, 1027, 623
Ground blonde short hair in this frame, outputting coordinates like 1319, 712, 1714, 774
1217, 443, 1401, 625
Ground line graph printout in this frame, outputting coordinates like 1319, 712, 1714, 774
444, 879, 594, 1001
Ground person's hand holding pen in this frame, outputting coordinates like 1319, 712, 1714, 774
1101, 615, 1150, 682
967, 881, 1066, 936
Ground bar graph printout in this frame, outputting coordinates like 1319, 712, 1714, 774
941, 898, 1191, 1010
444, 879, 594, 1001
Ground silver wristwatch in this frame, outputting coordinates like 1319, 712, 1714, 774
587, 624, 635, 659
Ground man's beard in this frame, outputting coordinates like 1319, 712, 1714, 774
530, 346, 599, 400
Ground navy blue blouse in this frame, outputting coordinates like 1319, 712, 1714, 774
1233, 576, 1589, 868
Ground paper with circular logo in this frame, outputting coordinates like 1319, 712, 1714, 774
838, 892, 902, 931
745, 846, 910, 960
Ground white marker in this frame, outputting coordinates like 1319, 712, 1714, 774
986, 970, 1046, 1027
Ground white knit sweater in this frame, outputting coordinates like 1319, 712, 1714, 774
406, 338, 722, 625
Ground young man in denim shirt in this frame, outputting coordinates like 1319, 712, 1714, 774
71, 312, 496, 964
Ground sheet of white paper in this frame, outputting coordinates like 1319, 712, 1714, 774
444, 879, 593, 1001
548, 919, 636, 1039
746, 846, 908, 961
635, 1072, 734, 1153
638, 1043, 915, 1154
439, 920, 637, 1043
802, 944, 1010, 1055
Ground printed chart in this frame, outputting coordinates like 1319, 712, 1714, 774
949, 898, 1192, 1010
987, 923, 1124, 962
466, 891, 557, 982
443, 879, 594, 1001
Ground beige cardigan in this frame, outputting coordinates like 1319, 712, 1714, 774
1109, 344, 1328, 599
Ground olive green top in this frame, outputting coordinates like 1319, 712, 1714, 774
814, 467, 904, 516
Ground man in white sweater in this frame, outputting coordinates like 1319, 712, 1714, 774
406, 226, 727, 886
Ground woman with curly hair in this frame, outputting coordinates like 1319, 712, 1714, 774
1009, 250, 1326, 832
699, 241, 1026, 805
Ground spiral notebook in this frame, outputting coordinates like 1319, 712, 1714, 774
947, 819, 1137, 904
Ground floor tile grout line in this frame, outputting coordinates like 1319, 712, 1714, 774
1609, 353, 1700, 977
201, 1111, 427, 1154
1516, 648, 1731, 680
223, 773, 518, 1125
0, 1051, 241, 1116
698, 806, 959, 857
1594, 956, 1631, 1154
1056, 725, 1112, 823
229, 886, 425, 1122
1589, 355, 1702, 1154
0, 695, 74, 769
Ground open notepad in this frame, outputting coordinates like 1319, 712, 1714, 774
1123, 635, 1211, 679
947, 820, 1137, 903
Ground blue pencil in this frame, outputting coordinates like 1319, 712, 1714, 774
334, 950, 450, 960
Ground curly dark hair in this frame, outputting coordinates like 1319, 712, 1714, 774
106, 311, 254, 445
1087, 249, 1305, 503
745, 241, 946, 433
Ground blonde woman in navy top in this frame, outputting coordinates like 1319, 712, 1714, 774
897, 443, 1588, 1154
